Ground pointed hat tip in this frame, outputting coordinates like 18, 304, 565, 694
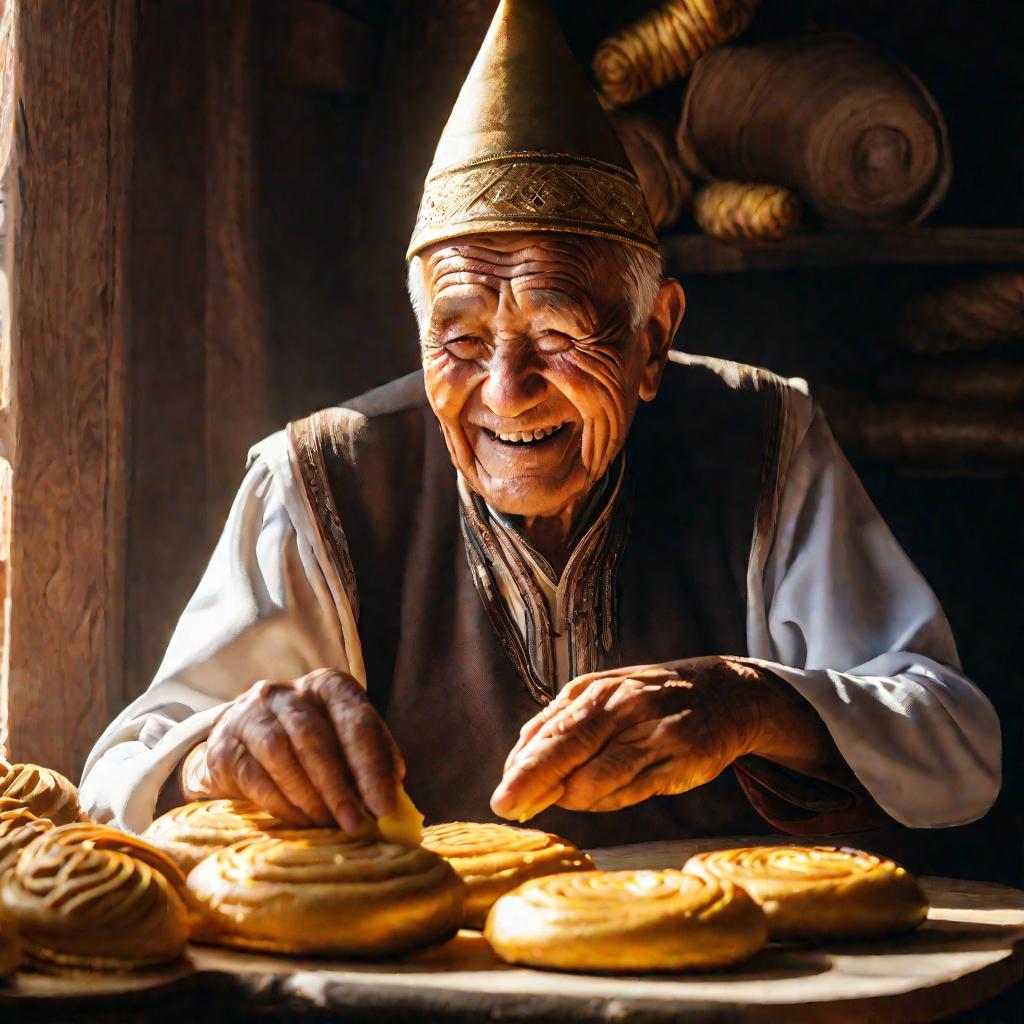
407, 0, 658, 258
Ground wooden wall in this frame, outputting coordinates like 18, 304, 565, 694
1, 0, 276, 777
126, 0, 274, 698
3, 0, 134, 776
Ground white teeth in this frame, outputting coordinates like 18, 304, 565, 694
495, 424, 562, 443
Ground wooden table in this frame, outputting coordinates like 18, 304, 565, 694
3, 837, 1023, 1023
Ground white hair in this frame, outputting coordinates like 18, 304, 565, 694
407, 239, 662, 341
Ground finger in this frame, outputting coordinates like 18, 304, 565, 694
505, 672, 618, 771
492, 687, 622, 820
239, 705, 332, 825
268, 688, 370, 834
586, 759, 677, 813
491, 778, 565, 823
505, 677, 594, 769
313, 674, 404, 819
557, 736, 659, 811
509, 667, 673, 770
208, 734, 312, 826
299, 668, 406, 778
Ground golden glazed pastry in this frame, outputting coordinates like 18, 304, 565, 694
0, 763, 83, 825
145, 787, 423, 875
684, 846, 929, 941
143, 799, 287, 873
422, 822, 595, 929
0, 804, 54, 877
187, 830, 464, 957
486, 869, 766, 972
2, 824, 190, 971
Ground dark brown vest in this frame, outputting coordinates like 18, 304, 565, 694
288, 355, 824, 847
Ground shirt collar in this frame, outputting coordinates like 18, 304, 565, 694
462, 454, 626, 588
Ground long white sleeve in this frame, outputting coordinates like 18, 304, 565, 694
80, 431, 363, 833
746, 390, 1001, 828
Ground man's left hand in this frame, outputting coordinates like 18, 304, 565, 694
491, 657, 779, 821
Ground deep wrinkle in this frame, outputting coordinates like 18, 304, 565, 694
418, 232, 683, 570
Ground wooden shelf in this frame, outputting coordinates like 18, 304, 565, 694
660, 227, 1024, 275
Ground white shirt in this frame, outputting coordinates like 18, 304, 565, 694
80, 380, 1002, 834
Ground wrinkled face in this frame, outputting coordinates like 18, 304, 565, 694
416, 233, 678, 520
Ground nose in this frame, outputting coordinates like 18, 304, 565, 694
479, 340, 547, 420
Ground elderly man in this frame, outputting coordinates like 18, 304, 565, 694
82, 0, 999, 848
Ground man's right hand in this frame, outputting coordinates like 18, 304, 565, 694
186, 668, 404, 834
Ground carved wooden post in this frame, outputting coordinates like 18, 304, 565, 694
4, 0, 134, 775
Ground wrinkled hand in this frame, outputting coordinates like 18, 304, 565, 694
491, 657, 771, 821
194, 668, 404, 833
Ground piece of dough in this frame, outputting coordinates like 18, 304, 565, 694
485, 868, 766, 972
187, 830, 464, 957
1, 824, 191, 971
0, 805, 54, 878
0, 764, 83, 825
422, 822, 595, 929
144, 799, 287, 873
375, 787, 425, 847
684, 846, 929, 941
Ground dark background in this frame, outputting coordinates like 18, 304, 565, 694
130, 0, 1023, 881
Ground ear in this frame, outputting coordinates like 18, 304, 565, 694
638, 277, 685, 402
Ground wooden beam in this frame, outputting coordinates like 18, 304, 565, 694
125, 0, 275, 705
203, 0, 271, 544
6, 0, 134, 776
125, 0, 208, 711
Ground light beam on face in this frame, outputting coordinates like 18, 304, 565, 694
418, 233, 656, 528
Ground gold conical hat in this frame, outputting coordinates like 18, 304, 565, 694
407, 0, 658, 259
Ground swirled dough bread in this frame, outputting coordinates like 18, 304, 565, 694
1, 824, 191, 971
145, 787, 423, 875
0, 805, 54, 877
422, 822, 594, 928
187, 830, 464, 957
486, 869, 766, 972
0, 764, 83, 825
684, 846, 929, 941
143, 799, 287, 873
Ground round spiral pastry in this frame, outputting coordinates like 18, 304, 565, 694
0, 763, 83, 825
1, 824, 191, 971
0, 804, 54, 877
143, 799, 288, 873
684, 846, 929, 941
693, 180, 801, 241
187, 830, 465, 957
486, 869, 766, 972
422, 822, 594, 929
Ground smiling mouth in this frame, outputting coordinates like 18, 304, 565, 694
485, 422, 568, 447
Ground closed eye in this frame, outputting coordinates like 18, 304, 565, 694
535, 330, 574, 354
445, 336, 487, 359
